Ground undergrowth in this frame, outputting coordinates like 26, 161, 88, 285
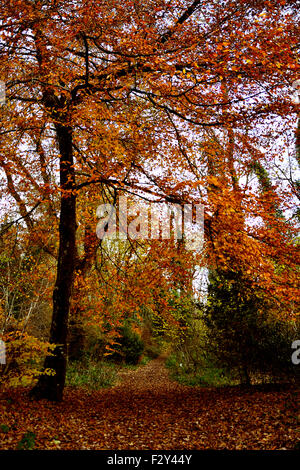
66, 360, 117, 390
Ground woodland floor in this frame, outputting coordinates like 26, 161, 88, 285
0, 356, 299, 450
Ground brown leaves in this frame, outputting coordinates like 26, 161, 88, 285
0, 358, 298, 450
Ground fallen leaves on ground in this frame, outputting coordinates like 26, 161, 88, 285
0, 358, 299, 450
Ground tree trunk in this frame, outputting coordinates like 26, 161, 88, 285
30, 124, 76, 401
68, 306, 85, 362
68, 223, 98, 361
241, 364, 251, 387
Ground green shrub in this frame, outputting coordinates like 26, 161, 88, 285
165, 352, 238, 387
0, 424, 10, 433
66, 360, 117, 389
108, 325, 144, 365
17, 431, 36, 450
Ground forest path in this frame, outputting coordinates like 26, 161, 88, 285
114, 353, 182, 394
0, 356, 298, 450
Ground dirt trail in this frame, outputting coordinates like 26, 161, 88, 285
114, 355, 182, 394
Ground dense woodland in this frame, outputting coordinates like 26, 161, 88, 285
0, 0, 299, 451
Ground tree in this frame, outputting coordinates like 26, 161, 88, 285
204, 268, 297, 385
0, 0, 299, 400
0, 223, 55, 389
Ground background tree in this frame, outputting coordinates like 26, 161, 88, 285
204, 268, 298, 385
